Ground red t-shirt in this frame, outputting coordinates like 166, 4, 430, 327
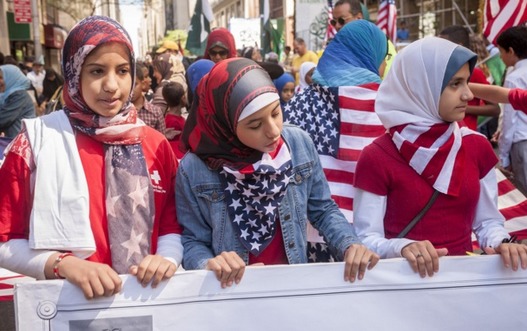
509, 88, 527, 112
0, 126, 182, 267
165, 113, 186, 159
354, 133, 497, 255
248, 221, 288, 265
461, 68, 490, 130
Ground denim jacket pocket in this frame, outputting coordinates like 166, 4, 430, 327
193, 184, 225, 203
290, 161, 314, 185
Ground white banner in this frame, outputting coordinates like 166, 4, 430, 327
229, 18, 260, 50
15, 255, 527, 330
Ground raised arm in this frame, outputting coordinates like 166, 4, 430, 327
469, 83, 510, 104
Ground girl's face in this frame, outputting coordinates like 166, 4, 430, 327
498, 46, 517, 67
252, 49, 262, 62
153, 67, 162, 84
438, 63, 473, 123
0, 70, 4, 93
131, 76, 143, 103
236, 100, 283, 153
281, 82, 295, 103
141, 67, 152, 93
305, 68, 315, 85
81, 43, 132, 117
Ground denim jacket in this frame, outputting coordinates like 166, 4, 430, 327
176, 125, 361, 270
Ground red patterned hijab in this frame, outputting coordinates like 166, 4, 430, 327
62, 15, 145, 144
181, 58, 279, 170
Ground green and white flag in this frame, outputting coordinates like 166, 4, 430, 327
261, 0, 272, 55
186, 0, 214, 56
261, 0, 282, 55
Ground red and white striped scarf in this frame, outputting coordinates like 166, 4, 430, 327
389, 122, 474, 196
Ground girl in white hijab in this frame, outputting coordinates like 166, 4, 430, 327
295, 61, 316, 93
353, 37, 527, 278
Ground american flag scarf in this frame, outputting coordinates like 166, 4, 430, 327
389, 122, 473, 196
221, 139, 292, 255
62, 16, 153, 273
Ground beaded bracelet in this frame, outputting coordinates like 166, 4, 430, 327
53, 252, 74, 279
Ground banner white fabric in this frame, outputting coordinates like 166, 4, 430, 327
14, 255, 527, 330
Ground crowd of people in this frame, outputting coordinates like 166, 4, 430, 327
1, 0, 527, 328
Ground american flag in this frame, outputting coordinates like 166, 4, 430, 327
494, 170, 527, 240
377, 0, 397, 44
326, 0, 337, 42
221, 141, 292, 255
483, 0, 527, 45
283, 83, 385, 224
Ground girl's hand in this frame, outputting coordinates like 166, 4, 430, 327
401, 241, 448, 278
343, 244, 380, 282
485, 242, 527, 271
129, 254, 178, 288
206, 251, 246, 288
49, 255, 122, 300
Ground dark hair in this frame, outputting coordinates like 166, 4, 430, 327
242, 46, 254, 59
135, 62, 146, 81
439, 25, 470, 48
162, 81, 185, 107
3, 55, 17, 66
497, 25, 527, 59
0, 52, 4, 65
44, 68, 64, 84
334, 0, 362, 15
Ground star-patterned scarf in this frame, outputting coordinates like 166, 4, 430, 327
62, 16, 153, 273
221, 139, 292, 255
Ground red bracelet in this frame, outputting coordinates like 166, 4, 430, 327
52, 252, 74, 279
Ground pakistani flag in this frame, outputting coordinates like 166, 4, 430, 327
261, 0, 272, 55
261, 0, 282, 55
186, 0, 214, 56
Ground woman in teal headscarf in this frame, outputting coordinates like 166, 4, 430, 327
312, 19, 387, 87
0, 64, 36, 138
284, 20, 388, 262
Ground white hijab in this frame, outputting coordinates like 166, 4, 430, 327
375, 37, 478, 195
376, 37, 476, 128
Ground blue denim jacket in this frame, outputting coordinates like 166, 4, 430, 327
176, 125, 361, 270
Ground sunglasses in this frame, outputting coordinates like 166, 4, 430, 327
330, 17, 347, 27
208, 49, 228, 57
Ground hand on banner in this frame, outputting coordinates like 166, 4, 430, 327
343, 244, 379, 282
484, 242, 527, 271
129, 254, 178, 288
46, 254, 122, 300
401, 241, 448, 278
206, 251, 246, 288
